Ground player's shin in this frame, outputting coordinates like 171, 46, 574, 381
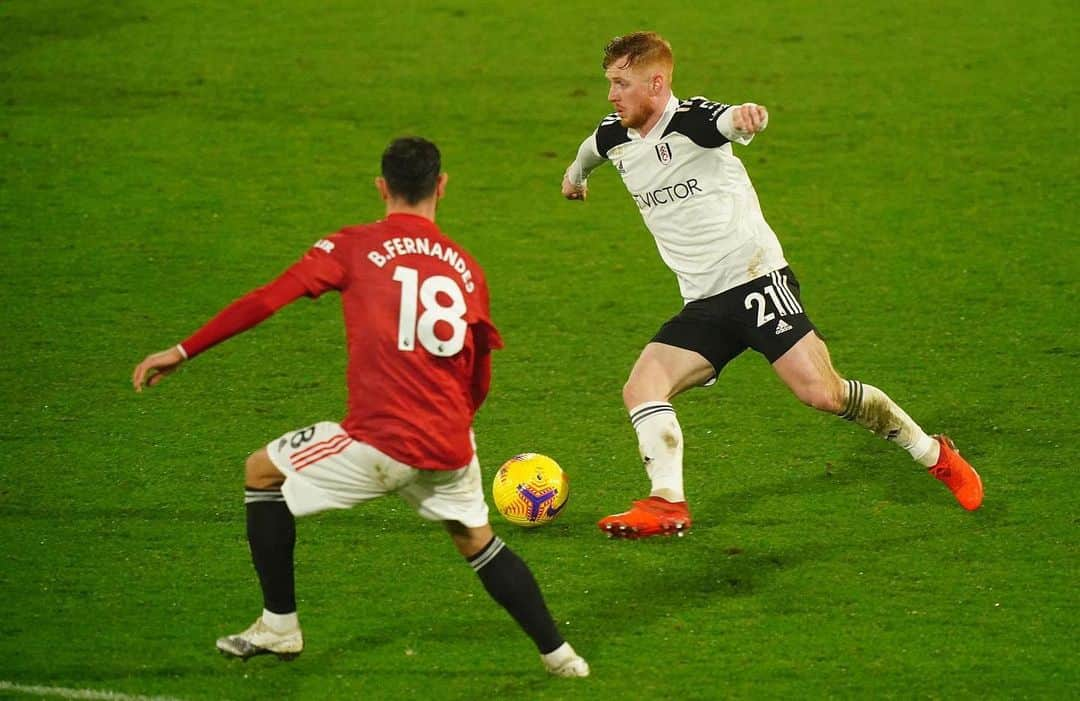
244, 489, 297, 620
629, 402, 685, 502
467, 536, 563, 654
837, 380, 939, 466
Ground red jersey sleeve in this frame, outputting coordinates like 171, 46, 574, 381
179, 270, 308, 359
470, 344, 493, 411
467, 279, 503, 410
286, 237, 349, 297
472, 277, 504, 351
178, 237, 348, 359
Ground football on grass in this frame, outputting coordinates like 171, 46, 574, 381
492, 453, 569, 527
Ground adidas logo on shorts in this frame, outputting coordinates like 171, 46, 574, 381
775, 319, 793, 335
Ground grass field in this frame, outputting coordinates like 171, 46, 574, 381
1, 1, 1077, 699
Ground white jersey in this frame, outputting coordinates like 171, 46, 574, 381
566, 95, 788, 302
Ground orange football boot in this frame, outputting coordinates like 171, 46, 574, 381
927, 435, 983, 511
598, 496, 692, 538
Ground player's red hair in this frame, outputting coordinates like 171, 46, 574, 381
602, 32, 674, 80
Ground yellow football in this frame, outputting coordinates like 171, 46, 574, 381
491, 453, 569, 527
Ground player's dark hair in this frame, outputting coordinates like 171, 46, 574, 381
381, 137, 442, 205
602, 31, 674, 75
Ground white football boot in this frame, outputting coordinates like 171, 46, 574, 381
216, 618, 303, 661
541, 642, 590, 677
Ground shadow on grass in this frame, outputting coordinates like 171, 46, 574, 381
0, 505, 236, 523
684, 423, 1007, 526
547, 433, 1008, 649
0, 1, 150, 62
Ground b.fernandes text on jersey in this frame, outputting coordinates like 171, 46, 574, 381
367, 236, 476, 292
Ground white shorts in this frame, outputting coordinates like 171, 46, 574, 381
266, 421, 490, 528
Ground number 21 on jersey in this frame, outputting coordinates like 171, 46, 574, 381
743, 273, 804, 327
393, 266, 468, 357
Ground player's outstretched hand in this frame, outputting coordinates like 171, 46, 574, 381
732, 103, 769, 134
562, 176, 588, 201
133, 346, 185, 393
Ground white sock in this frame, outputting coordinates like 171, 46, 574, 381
262, 608, 299, 632
838, 380, 940, 467
628, 401, 685, 502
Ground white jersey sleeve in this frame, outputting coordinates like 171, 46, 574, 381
564, 131, 607, 186
714, 102, 767, 145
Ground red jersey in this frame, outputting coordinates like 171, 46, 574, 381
180, 213, 502, 470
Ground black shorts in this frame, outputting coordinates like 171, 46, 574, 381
652, 267, 817, 375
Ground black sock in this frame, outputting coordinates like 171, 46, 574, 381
244, 490, 296, 614
468, 536, 563, 654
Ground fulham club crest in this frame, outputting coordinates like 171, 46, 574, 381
655, 143, 673, 164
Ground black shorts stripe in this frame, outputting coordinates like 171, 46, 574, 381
772, 271, 803, 314
769, 271, 792, 315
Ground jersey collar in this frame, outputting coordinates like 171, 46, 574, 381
384, 212, 440, 232
629, 95, 681, 141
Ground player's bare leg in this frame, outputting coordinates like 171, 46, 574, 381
599, 342, 713, 538
772, 332, 982, 510
216, 448, 304, 660
445, 521, 588, 677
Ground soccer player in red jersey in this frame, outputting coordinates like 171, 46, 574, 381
132, 137, 588, 677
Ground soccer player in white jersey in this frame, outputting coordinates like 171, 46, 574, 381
561, 32, 983, 538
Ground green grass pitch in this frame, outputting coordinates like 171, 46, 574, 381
1, 1, 1077, 699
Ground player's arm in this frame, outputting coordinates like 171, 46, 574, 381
132, 271, 309, 392
717, 103, 769, 144
468, 315, 504, 411
562, 132, 605, 201
133, 243, 346, 392
470, 347, 494, 411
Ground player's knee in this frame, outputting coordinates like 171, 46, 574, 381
245, 450, 284, 490
445, 521, 493, 559
622, 379, 644, 409
797, 380, 844, 413
622, 375, 663, 408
